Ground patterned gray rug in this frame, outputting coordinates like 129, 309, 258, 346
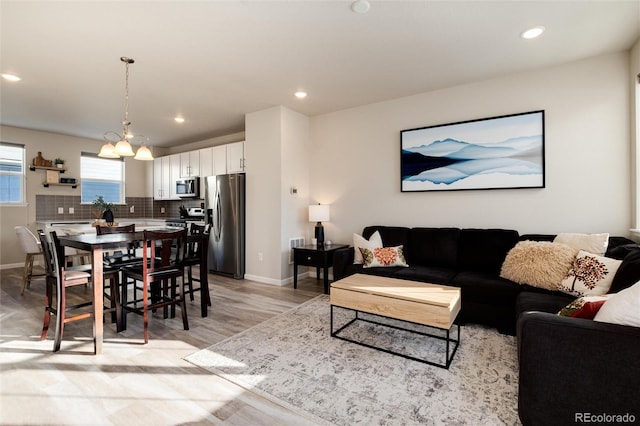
185, 295, 520, 425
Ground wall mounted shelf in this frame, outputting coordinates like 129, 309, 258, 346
30, 165, 66, 173
42, 182, 78, 189
31, 165, 77, 188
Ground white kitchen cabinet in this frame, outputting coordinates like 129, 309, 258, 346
180, 150, 200, 177
227, 141, 245, 173
153, 156, 171, 200
213, 145, 227, 175
169, 154, 181, 199
199, 147, 213, 177
153, 154, 181, 200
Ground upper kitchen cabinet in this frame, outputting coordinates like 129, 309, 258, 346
153, 154, 181, 200
169, 154, 181, 199
199, 147, 213, 177
213, 145, 227, 175
180, 150, 200, 177
227, 141, 245, 173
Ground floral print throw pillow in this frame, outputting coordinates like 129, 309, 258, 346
359, 246, 409, 268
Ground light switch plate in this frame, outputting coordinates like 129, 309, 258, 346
57, 207, 64, 214
69, 207, 74, 214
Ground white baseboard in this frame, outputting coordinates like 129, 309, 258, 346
0, 262, 25, 270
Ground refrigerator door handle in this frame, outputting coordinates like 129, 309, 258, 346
214, 191, 222, 240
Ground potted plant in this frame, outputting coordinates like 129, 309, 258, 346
54, 158, 65, 169
91, 195, 118, 226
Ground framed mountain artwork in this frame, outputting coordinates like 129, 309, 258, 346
400, 110, 545, 192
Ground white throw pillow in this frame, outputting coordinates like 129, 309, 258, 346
559, 250, 621, 297
594, 281, 640, 327
553, 232, 609, 256
353, 231, 383, 264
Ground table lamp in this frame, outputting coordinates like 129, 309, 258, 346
309, 204, 330, 248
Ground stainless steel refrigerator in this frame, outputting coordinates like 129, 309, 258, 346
205, 174, 245, 279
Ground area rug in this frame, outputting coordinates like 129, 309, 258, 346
185, 295, 520, 425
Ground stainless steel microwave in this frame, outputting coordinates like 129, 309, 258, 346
176, 177, 200, 198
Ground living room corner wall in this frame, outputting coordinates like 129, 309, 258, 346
245, 106, 311, 284
309, 52, 632, 244
279, 108, 311, 281
630, 38, 640, 236
245, 107, 284, 284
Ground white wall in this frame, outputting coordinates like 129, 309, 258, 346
245, 107, 285, 283
245, 106, 311, 284
163, 131, 246, 155
279, 108, 311, 279
630, 39, 640, 233
0, 125, 149, 265
310, 52, 632, 244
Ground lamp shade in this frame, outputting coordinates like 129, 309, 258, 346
309, 204, 330, 223
134, 144, 154, 161
98, 141, 120, 158
115, 139, 135, 156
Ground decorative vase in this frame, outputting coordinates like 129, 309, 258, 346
34, 152, 44, 166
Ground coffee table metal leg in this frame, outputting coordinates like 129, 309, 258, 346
330, 305, 460, 369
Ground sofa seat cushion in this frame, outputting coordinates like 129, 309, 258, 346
451, 271, 520, 306
516, 291, 574, 317
392, 266, 457, 285
457, 228, 519, 274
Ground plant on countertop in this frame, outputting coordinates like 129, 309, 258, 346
91, 195, 118, 219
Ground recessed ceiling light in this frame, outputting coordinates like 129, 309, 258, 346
351, 0, 370, 14
521, 26, 545, 40
2, 73, 21, 82
294, 91, 307, 99
174, 117, 185, 123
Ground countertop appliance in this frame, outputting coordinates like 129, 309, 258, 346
176, 177, 200, 198
205, 174, 245, 279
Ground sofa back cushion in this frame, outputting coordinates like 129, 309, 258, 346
458, 228, 520, 274
363, 226, 410, 255
520, 234, 555, 242
407, 227, 460, 268
609, 249, 640, 294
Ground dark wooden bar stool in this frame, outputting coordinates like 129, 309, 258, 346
96, 224, 143, 328
121, 228, 189, 343
183, 223, 212, 317
38, 230, 122, 352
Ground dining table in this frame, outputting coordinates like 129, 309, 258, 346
58, 228, 209, 354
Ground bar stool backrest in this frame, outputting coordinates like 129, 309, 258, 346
16, 226, 42, 255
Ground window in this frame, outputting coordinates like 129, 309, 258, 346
81, 152, 125, 204
0, 143, 25, 204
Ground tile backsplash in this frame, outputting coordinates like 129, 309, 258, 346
35, 195, 204, 221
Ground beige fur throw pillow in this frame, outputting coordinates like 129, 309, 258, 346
500, 241, 579, 290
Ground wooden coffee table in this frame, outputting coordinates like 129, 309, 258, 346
330, 274, 461, 368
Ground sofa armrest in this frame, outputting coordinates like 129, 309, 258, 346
517, 312, 640, 426
333, 247, 355, 281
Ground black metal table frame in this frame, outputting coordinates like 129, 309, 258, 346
330, 304, 460, 369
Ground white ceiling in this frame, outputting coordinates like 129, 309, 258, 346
1, 1, 639, 148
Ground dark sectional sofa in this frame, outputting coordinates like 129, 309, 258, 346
333, 225, 638, 334
333, 225, 640, 425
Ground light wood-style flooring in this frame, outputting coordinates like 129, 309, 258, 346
0, 265, 325, 425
